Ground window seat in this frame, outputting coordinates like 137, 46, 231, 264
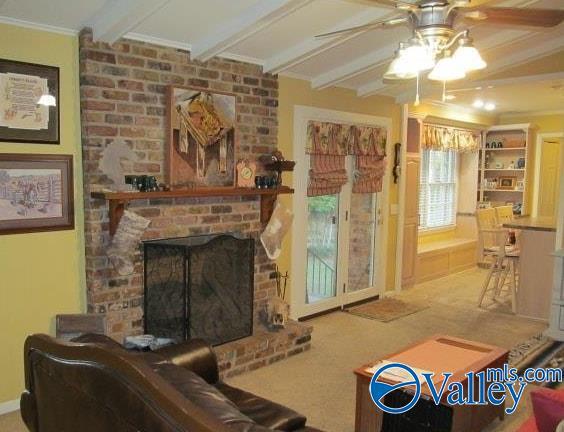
416, 237, 477, 283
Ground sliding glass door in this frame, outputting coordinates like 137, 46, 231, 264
294, 158, 382, 318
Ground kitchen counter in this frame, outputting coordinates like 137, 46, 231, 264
503, 217, 556, 232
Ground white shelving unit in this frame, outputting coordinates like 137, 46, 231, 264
477, 123, 536, 216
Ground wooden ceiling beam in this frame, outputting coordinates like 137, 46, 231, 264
191, 0, 313, 63
263, 8, 396, 74
85, 0, 171, 45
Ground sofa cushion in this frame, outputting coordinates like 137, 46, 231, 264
216, 382, 307, 432
531, 388, 564, 432
155, 364, 273, 432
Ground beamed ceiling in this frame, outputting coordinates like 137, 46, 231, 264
0, 0, 562, 113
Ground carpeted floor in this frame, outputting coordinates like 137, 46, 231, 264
0, 268, 549, 432
228, 268, 548, 432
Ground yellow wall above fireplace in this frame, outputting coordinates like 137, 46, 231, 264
0, 23, 85, 405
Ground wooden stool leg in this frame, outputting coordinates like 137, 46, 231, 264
510, 260, 518, 314
478, 258, 497, 308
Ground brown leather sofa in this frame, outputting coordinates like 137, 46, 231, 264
21, 334, 323, 432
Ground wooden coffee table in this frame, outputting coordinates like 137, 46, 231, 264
354, 335, 508, 432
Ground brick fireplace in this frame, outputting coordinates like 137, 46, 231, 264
77, 29, 311, 377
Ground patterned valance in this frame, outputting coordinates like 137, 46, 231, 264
306, 120, 387, 196
422, 124, 480, 153
306, 121, 387, 156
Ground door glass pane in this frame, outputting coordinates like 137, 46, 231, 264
306, 194, 338, 304
347, 193, 376, 292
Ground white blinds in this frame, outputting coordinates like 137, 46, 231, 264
419, 149, 457, 230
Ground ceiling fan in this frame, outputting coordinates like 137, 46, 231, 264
315, 0, 564, 101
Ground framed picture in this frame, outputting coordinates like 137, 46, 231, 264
497, 176, 516, 190
0, 59, 60, 144
0, 154, 74, 235
167, 85, 235, 187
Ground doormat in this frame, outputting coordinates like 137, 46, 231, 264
344, 297, 429, 323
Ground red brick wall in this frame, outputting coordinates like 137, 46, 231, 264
79, 29, 279, 341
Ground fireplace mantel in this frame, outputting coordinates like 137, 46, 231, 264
92, 186, 294, 235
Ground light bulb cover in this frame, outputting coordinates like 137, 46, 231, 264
473, 99, 484, 108
428, 56, 466, 81
37, 94, 56, 107
403, 41, 435, 72
453, 45, 486, 72
484, 102, 496, 111
384, 53, 417, 80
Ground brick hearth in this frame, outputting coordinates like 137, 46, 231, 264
77, 28, 312, 374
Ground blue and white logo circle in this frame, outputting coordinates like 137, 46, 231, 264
369, 362, 421, 414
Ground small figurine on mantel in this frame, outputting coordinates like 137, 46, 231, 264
259, 150, 295, 187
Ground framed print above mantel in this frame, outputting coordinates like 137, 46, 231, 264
0, 59, 60, 144
0, 154, 74, 235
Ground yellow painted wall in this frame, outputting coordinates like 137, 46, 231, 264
276, 76, 402, 299
499, 113, 564, 134
0, 23, 85, 404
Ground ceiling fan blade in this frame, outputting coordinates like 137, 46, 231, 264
346, 0, 417, 9
462, 7, 564, 27
315, 17, 408, 38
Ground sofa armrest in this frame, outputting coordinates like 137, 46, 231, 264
154, 339, 219, 384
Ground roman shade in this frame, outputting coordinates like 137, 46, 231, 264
306, 121, 387, 196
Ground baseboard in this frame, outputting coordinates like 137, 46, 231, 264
0, 399, 19, 415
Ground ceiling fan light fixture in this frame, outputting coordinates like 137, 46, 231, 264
453, 39, 486, 72
384, 56, 417, 80
428, 55, 466, 81
37, 94, 56, 107
403, 39, 435, 72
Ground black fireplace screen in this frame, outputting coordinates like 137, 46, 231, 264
144, 234, 254, 346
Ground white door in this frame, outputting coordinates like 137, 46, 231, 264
291, 106, 390, 319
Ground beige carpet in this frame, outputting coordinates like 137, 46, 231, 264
345, 297, 429, 322
0, 268, 548, 432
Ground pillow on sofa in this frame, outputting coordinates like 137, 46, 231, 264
154, 364, 272, 432
531, 388, 564, 432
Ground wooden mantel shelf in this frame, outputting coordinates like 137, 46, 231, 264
91, 186, 294, 235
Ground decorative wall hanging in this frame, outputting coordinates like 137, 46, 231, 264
167, 86, 235, 187
0, 153, 73, 234
0, 59, 60, 144
107, 210, 151, 276
422, 124, 479, 153
260, 201, 293, 260
306, 120, 387, 196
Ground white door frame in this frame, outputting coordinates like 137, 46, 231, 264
532, 132, 564, 217
394, 104, 410, 292
290, 105, 392, 319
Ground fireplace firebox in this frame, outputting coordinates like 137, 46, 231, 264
143, 234, 254, 346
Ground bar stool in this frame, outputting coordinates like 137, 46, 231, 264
476, 208, 519, 313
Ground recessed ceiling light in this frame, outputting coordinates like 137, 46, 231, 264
484, 102, 496, 111
473, 99, 484, 108
445, 94, 456, 100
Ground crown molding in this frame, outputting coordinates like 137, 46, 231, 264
0, 15, 78, 35
499, 109, 564, 118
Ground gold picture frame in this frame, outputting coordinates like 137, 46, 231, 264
497, 176, 516, 190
